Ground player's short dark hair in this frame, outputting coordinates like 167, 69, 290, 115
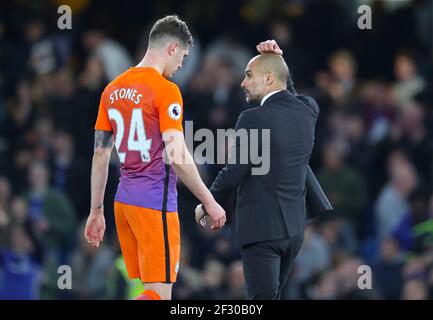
149, 15, 193, 48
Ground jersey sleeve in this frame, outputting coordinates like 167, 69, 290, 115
94, 88, 112, 131
157, 83, 183, 133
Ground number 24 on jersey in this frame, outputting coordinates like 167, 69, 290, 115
108, 108, 152, 164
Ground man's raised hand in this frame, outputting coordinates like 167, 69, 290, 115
256, 40, 283, 55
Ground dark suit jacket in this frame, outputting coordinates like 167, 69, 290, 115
210, 90, 320, 247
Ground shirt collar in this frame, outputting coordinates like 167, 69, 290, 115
260, 90, 282, 106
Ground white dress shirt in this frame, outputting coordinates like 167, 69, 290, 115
260, 90, 282, 106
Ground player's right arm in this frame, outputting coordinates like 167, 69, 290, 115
163, 130, 226, 230
85, 89, 113, 247
90, 130, 114, 209
84, 130, 113, 247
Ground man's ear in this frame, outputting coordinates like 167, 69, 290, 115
265, 72, 274, 86
167, 42, 179, 56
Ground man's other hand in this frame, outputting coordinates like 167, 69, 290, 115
196, 202, 226, 230
195, 204, 207, 227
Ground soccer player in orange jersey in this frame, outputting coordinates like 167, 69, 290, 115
84, 15, 226, 300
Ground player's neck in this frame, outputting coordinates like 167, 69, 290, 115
136, 50, 166, 75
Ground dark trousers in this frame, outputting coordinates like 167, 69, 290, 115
240, 233, 304, 299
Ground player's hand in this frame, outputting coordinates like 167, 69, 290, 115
201, 201, 226, 230
84, 208, 106, 247
256, 40, 283, 55
195, 204, 207, 227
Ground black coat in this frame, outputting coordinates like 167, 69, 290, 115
210, 90, 331, 247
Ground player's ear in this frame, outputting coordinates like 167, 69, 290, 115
167, 42, 179, 56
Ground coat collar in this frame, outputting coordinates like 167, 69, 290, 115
261, 90, 292, 106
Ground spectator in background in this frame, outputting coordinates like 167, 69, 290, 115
26, 19, 57, 75
341, 113, 370, 173
375, 151, 417, 240
428, 267, 433, 299
373, 237, 405, 299
0, 18, 27, 95
288, 224, 331, 299
334, 255, 379, 299
401, 278, 428, 300
324, 50, 359, 108
393, 103, 433, 179
305, 270, 338, 300
359, 81, 397, 143
205, 35, 252, 79
412, 193, 433, 250
78, 56, 106, 92
33, 116, 55, 156
50, 131, 90, 220
392, 186, 430, 253
173, 237, 202, 300
0, 225, 42, 299
77, 56, 109, 158
211, 233, 240, 266
318, 140, 367, 233
393, 51, 426, 111
190, 259, 225, 300
0, 176, 11, 246
67, 223, 115, 299
317, 214, 358, 256
82, 29, 133, 81
225, 260, 247, 300
189, 222, 225, 269
290, 224, 331, 290
24, 160, 76, 278
185, 53, 244, 135
51, 131, 77, 191
267, 19, 312, 88
8, 196, 28, 226
0, 79, 35, 181
45, 69, 80, 134
207, 56, 243, 130
1, 79, 36, 151
401, 257, 428, 291
26, 19, 71, 76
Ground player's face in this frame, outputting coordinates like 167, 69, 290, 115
165, 43, 189, 78
241, 59, 266, 104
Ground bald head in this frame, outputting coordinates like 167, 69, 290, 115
241, 53, 294, 104
252, 53, 289, 87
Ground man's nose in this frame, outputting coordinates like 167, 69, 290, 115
241, 80, 246, 88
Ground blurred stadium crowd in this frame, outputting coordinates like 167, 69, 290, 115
1, 0, 433, 300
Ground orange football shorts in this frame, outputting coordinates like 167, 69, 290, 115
114, 201, 180, 283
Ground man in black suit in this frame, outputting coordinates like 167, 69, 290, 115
196, 42, 321, 299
